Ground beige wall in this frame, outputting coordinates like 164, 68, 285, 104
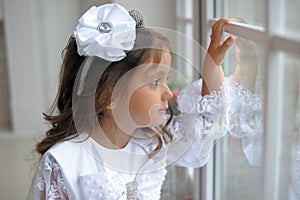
80, 0, 176, 29
80, 0, 112, 13
113, 0, 176, 29
0, 0, 2, 21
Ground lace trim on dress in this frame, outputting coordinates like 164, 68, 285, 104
176, 78, 227, 139
29, 154, 68, 200
164, 79, 227, 167
173, 76, 264, 166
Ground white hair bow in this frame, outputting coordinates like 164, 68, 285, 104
73, 3, 136, 61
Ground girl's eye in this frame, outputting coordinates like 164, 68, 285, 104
151, 79, 160, 86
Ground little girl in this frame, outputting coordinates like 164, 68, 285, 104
27, 3, 255, 200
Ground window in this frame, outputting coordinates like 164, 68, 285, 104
215, 0, 265, 26
200, 0, 300, 199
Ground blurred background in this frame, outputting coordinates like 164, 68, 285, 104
1, 0, 300, 200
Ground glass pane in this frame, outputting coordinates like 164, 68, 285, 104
279, 53, 300, 200
215, 0, 265, 27
283, 0, 300, 39
215, 36, 265, 200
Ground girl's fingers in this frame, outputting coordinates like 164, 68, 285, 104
207, 18, 234, 65
208, 36, 234, 65
219, 36, 234, 54
210, 18, 230, 48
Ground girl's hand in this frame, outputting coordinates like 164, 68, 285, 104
202, 18, 234, 96
207, 18, 234, 66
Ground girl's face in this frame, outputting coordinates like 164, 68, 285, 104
110, 50, 173, 133
128, 50, 173, 127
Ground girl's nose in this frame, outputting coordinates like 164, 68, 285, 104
162, 85, 174, 101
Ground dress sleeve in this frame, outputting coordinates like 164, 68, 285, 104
166, 76, 263, 168
166, 78, 227, 168
27, 153, 69, 200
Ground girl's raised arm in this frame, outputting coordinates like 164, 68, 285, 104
202, 18, 234, 96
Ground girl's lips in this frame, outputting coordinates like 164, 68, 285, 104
158, 106, 168, 113
158, 109, 166, 113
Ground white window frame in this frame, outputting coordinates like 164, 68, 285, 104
200, 0, 300, 199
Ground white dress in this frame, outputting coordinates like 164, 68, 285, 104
27, 77, 263, 200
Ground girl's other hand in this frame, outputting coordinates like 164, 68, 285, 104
235, 36, 257, 67
234, 36, 258, 91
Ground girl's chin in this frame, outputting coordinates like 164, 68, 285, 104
134, 118, 163, 128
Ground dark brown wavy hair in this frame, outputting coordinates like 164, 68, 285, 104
36, 27, 174, 156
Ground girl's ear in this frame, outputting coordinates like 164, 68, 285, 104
106, 101, 116, 110
98, 91, 122, 110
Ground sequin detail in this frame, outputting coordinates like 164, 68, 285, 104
126, 182, 138, 200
